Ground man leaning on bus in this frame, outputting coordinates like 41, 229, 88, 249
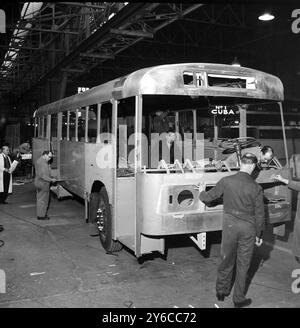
195, 153, 265, 308
225, 145, 274, 168
34, 150, 56, 220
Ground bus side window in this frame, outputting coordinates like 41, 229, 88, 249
116, 97, 135, 170
69, 111, 76, 141
37, 117, 41, 137
62, 113, 68, 140
38, 117, 44, 138
43, 116, 47, 138
34, 117, 37, 138
78, 107, 86, 142
51, 114, 58, 140
99, 102, 112, 143
49, 114, 57, 167
87, 104, 97, 143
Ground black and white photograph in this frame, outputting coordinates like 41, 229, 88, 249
0, 1, 300, 314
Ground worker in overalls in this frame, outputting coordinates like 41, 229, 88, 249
195, 153, 265, 308
34, 150, 56, 220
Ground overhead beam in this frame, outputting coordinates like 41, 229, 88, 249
32, 3, 160, 85
56, 2, 107, 10
61, 68, 85, 73
180, 17, 256, 30
110, 28, 154, 38
11, 3, 205, 98
7, 26, 79, 35
18, 13, 84, 23
0, 45, 65, 52
84, 3, 206, 81
153, 3, 204, 33
80, 52, 115, 59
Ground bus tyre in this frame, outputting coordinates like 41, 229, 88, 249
96, 187, 122, 253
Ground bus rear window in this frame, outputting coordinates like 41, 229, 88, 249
183, 72, 194, 86
207, 74, 256, 89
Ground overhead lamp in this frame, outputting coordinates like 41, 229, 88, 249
258, 13, 275, 21
231, 57, 241, 67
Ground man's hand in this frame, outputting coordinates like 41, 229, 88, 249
194, 182, 206, 192
255, 237, 263, 247
272, 174, 288, 185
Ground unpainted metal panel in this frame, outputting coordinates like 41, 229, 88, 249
136, 171, 231, 236
84, 142, 114, 203
115, 177, 136, 251
140, 235, 165, 255
35, 63, 284, 117
136, 167, 292, 236
60, 140, 85, 198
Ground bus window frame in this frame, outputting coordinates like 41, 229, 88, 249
34, 117, 37, 138
39, 117, 44, 138
50, 113, 58, 139
58, 112, 62, 141
68, 110, 77, 141
44, 116, 48, 138
135, 95, 143, 173
67, 110, 70, 141
77, 107, 86, 142
37, 117, 40, 137
97, 103, 101, 141
85, 106, 89, 143
41, 116, 44, 138
98, 101, 113, 143
75, 108, 79, 142
47, 114, 51, 139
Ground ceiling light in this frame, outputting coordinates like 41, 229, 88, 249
258, 13, 275, 21
231, 57, 241, 67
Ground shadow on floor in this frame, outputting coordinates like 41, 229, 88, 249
245, 224, 276, 294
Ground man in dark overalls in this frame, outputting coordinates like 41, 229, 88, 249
195, 153, 265, 308
34, 150, 56, 220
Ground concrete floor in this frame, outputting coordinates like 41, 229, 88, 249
0, 181, 299, 308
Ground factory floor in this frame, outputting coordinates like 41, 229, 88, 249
0, 180, 299, 308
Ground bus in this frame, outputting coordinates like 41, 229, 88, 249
33, 63, 292, 259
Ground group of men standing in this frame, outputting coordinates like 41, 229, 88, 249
0, 145, 56, 220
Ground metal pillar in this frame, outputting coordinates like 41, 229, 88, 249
279, 102, 289, 167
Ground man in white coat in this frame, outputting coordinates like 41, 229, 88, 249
0, 146, 19, 204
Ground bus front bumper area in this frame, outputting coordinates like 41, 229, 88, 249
137, 171, 226, 236
136, 168, 292, 237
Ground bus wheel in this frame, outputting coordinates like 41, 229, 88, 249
96, 187, 123, 253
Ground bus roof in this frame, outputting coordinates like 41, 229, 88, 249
35, 63, 284, 117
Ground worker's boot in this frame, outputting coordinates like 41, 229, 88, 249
216, 293, 225, 301
37, 216, 50, 220
234, 298, 252, 308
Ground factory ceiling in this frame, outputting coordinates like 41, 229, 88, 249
0, 2, 299, 107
